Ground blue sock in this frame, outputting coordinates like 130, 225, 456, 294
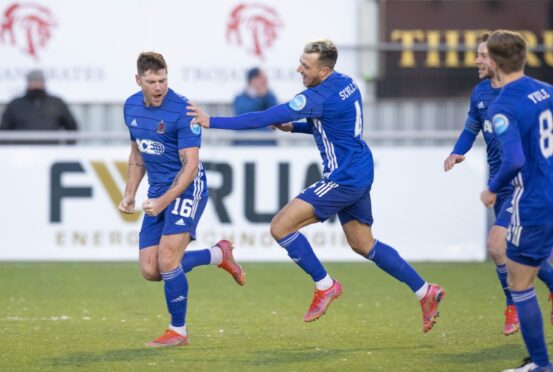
496, 264, 514, 306
367, 240, 425, 292
538, 260, 553, 293
181, 249, 211, 273
277, 232, 327, 282
512, 288, 550, 367
161, 265, 188, 327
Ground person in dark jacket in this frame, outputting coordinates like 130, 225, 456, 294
0, 70, 78, 144
231, 67, 278, 145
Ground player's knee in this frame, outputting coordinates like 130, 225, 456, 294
507, 274, 532, 292
487, 237, 506, 263
140, 266, 161, 281
270, 219, 287, 241
347, 236, 375, 257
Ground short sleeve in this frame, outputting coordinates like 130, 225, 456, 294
177, 115, 202, 149
286, 89, 324, 120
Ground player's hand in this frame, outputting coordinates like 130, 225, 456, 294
270, 122, 293, 132
118, 196, 136, 214
444, 154, 465, 172
186, 102, 211, 128
480, 188, 496, 208
142, 198, 165, 217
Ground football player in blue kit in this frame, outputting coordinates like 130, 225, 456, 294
119, 52, 245, 347
445, 33, 553, 336
187, 39, 445, 332
480, 30, 553, 372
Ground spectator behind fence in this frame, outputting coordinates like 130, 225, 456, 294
0, 70, 78, 144
231, 67, 277, 145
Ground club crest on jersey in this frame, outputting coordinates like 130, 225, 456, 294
190, 122, 201, 135
492, 114, 509, 135
156, 120, 166, 134
289, 94, 307, 111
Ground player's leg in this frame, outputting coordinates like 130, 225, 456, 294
139, 245, 161, 281
179, 195, 245, 285
505, 224, 553, 370
271, 198, 334, 287
138, 213, 164, 281
146, 232, 191, 347
339, 188, 444, 332
271, 187, 340, 322
492, 194, 521, 335
507, 258, 548, 369
144, 195, 196, 347
537, 260, 553, 325
488, 224, 520, 335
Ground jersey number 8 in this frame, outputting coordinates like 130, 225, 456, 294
539, 109, 553, 159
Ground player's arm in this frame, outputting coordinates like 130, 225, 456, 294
118, 141, 146, 214
271, 121, 312, 134
444, 116, 480, 172
187, 102, 296, 130
142, 147, 199, 217
481, 113, 525, 208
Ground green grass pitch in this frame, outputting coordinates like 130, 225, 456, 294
1, 261, 552, 371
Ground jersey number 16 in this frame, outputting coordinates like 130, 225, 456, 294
171, 198, 193, 217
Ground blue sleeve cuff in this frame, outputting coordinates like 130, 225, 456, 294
451, 128, 478, 155
291, 122, 311, 134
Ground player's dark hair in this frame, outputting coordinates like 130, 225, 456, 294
487, 30, 527, 74
304, 39, 338, 69
137, 52, 167, 75
246, 67, 262, 82
478, 32, 490, 44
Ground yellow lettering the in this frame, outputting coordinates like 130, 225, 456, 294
425, 31, 441, 67
445, 30, 460, 67
391, 30, 425, 67
519, 30, 541, 67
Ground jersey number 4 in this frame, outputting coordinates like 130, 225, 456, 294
354, 100, 363, 137
171, 198, 193, 217
539, 109, 553, 159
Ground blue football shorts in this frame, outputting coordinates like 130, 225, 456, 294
494, 190, 513, 228
139, 190, 208, 249
506, 223, 553, 267
296, 179, 373, 226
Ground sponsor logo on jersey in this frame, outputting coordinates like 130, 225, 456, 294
477, 101, 485, 109
175, 218, 186, 226
130, 119, 138, 127
492, 114, 509, 135
156, 120, 165, 134
136, 138, 165, 155
190, 122, 201, 135
289, 94, 307, 111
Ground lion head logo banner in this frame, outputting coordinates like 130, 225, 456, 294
1, 3, 57, 60
226, 3, 283, 59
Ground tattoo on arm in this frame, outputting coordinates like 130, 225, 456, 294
169, 151, 188, 189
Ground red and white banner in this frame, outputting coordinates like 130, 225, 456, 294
0, 0, 363, 103
0, 145, 487, 261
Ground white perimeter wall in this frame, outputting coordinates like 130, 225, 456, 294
0, 146, 487, 261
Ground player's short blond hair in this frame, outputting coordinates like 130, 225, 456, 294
304, 39, 338, 69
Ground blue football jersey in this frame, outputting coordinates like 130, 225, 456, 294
489, 76, 553, 226
123, 88, 207, 198
286, 72, 373, 188
467, 79, 504, 179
